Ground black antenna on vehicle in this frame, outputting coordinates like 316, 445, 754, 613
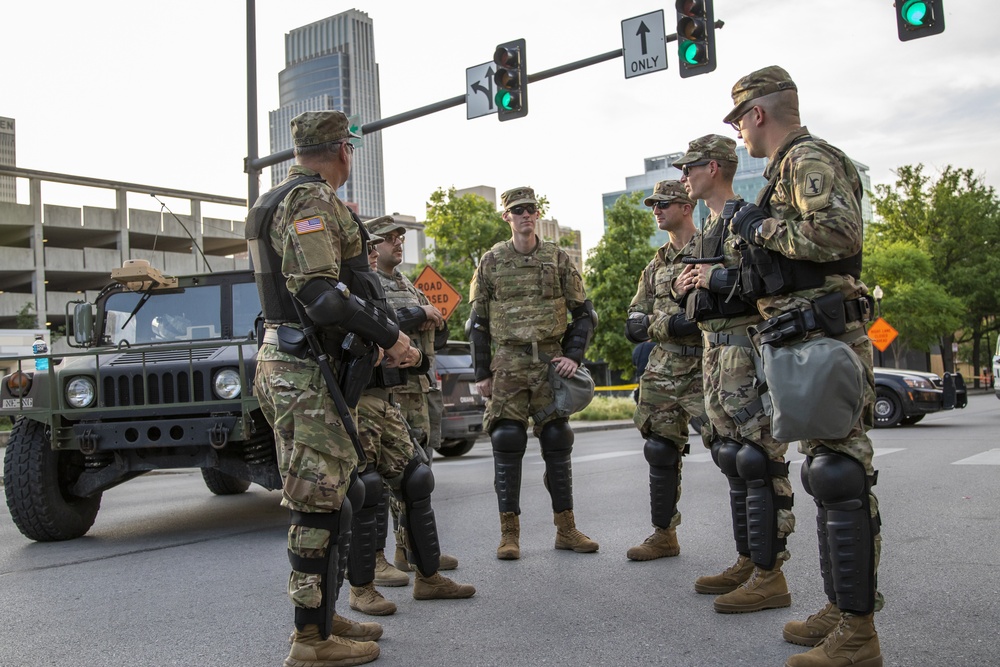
151, 194, 214, 272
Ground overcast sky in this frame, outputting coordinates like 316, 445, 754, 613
3, 0, 998, 259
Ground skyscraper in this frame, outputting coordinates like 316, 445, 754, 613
268, 9, 385, 218
0, 116, 15, 203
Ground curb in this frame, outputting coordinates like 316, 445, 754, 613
570, 420, 634, 434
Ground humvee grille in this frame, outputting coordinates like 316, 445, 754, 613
101, 370, 208, 407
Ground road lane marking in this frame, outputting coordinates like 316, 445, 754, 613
953, 449, 1000, 465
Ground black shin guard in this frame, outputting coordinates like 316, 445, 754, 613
491, 419, 527, 514
375, 489, 389, 552
802, 457, 836, 603
806, 448, 876, 615
644, 436, 680, 528
397, 457, 441, 576
290, 474, 359, 638
736, 441, 791, 570
712, 439, 750, 555
347, 467, 382, 586
540, 419, 575, 513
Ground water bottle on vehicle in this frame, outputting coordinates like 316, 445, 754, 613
32, 334, 49, 371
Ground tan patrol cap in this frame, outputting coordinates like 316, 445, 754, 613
291, 110, 361, 147
723, 65, 797, 124
365, 215, 406, 238
500, 186, 537, 210
643, 180, 694, 207
672, 134, 738, 168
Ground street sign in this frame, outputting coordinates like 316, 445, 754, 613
414, 265, 463, 320
868, 317, 898, 352
621, 10, 667, 79
466, 62, 497, 120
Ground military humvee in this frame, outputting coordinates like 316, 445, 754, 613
1, 260, 280, 541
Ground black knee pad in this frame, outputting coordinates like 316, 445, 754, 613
491, 419, 528, 455
401, 457, 435, 502
644, 436, 680, 468
359, 467, 382, 509
399, 457, 441, 576
808, 450, 867, 506
714, 438, 742, 477
348, 468, 382, 587
539, 418, 574, 456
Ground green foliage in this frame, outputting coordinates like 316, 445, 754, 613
419, 188, 510, 339
0, 416, 11, 431
569, 395, 635, 421
869, 164, 1000, 368
583, 192, 655, 373
16, 302, 38, 329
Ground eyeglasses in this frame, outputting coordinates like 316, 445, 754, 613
681, 161, 710, 176
728, 107, 755, 133
508, 204, 537, 216
335, 141, 356, 153
653, 201, 673, 210
381, 233, 405, 245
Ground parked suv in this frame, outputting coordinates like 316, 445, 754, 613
873, 367, 967, 428
434, 341, 485, 457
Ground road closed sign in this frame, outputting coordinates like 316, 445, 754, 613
868, 317, 898, 352
414, 265, 462, 321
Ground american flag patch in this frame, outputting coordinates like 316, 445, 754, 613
294, 216, 325, 235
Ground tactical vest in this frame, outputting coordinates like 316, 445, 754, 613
687, 213, 756, 321
487, 241, 567, 343
741, 135, 863, 299
379, 271, 434, 354
244, 174, 382, 332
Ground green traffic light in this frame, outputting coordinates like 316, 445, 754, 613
901, 0, 928, 26
680, 40, 703, 66
496, 90, 518, 112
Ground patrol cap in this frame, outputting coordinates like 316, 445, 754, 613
672, 134, 739, 168
366, 233, 384, 250
365, 215, 406, 238
291, 110, 361, 147
723, 65, 798, 124
500, 186, 537, 210
643, 180, 694, 208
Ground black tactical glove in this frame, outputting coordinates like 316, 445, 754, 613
730, 203, 766, 245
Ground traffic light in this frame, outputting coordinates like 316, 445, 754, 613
896, 0, 945, 41
675, 0, 716, 78
493, 38, 527, 121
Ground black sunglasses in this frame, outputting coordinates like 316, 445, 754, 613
508, 204, 537, 216
681, 161, 711, 176
653, 201, 673, 210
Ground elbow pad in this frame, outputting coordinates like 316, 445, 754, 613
467, 312, 493, 382
708, 267, 740, 294
563, 300, 597, 363
625, 312, 651, 344
296, 278, 399, 350
395, 306, 427, 333
667, 312, 700, 339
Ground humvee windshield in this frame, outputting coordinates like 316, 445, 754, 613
101, 281, 261, 346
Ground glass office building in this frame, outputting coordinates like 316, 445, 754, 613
268, 10, 385, 219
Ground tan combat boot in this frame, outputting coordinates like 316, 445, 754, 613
785, 613, 882, 667
373, 549, 409, 587
497, 512, 521, 560
285, 624, 379, 667
394, 544, 459, 572
713, 562, 792, 613
784, 602, 843, 647
627, 527, 680, 561
331, 614, 383, 642
412, 572, 476, 600
554, 509, 599, 553
694, 554, 755, 594
349, 582, 397, 616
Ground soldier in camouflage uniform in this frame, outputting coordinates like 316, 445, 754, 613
468, 186, 599, 560
366, 215, 459, 582
724, 66, 882, 667
624, 180, 712, 562
673, 135, 794, 614
246, 110, 413, 666
345, 236, 474, 617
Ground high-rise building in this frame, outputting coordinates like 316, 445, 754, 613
0, 116, 15, 203
603, 146, 872, 248
268, 9, 385, 219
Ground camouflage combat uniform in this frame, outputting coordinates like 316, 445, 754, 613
253, 163, 364, 613
470, 238, 587, 435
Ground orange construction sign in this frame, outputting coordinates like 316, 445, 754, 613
868, 317, 898, 352
414, 265, 462, 321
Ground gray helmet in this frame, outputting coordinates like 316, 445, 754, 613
548, 363, 596, 418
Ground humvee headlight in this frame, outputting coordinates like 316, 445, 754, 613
66, 377, 96, 408
213, 368, 242, 400
6, 371, 32, 397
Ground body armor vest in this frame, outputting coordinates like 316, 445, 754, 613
488, 241, 567, 343
742, 135, 863, 299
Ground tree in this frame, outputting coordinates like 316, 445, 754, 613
862, 241, 964, 367
870, 165, 1000, 372
419, 188, 513, 339
583, 192, 656, 373
16, 302, 38, 329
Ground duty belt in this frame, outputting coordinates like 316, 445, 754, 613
704, 331, 753, 348
661, 342, 703, 357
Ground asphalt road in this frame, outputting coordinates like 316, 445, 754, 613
2, 394, 999, 666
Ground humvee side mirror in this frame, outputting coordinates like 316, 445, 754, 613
73, 303, 95, 346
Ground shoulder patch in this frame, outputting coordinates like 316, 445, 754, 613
804, 172, 825, 196
294, 216, 325, 235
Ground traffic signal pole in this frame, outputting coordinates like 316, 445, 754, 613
244, 0, 721, 204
